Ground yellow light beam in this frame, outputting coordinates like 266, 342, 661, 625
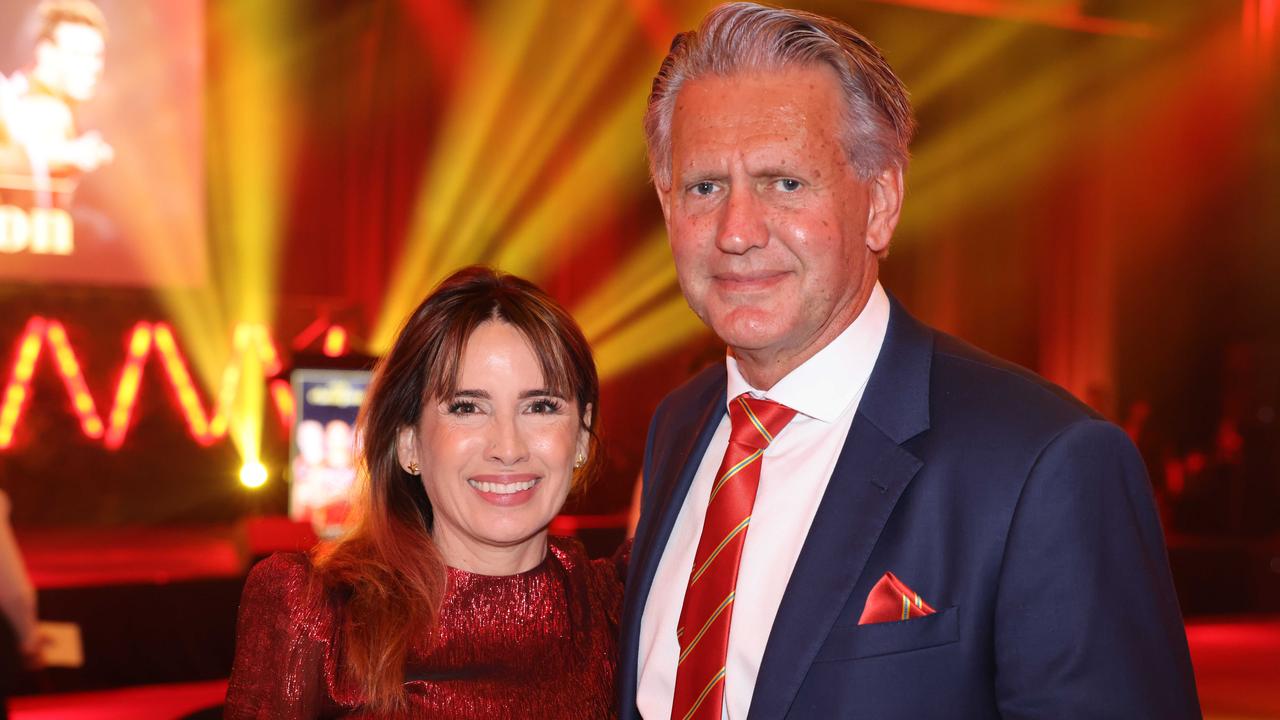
570, 228, 674, 342
375, 0, 653, 350
490, 87, 653, 282
373, 0, 544, 348
593, 294, 710, 381
908, 22, 1024, 107
426, 0, 637, 278
899, 41, 1140, 237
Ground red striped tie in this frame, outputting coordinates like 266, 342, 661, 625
670, 394, 796, 720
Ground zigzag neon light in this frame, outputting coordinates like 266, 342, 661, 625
0, 317, 287, 450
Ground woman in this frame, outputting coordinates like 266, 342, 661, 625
225, 267, 622, 718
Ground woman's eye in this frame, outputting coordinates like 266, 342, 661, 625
447, 400, 478, 415
775, 178, 802, 192
528, 398, 563, 414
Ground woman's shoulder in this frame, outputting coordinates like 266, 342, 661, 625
235, 551, 344, 656
241, 552, 328, 615
249, 551, 313, 580
547, 535, 630, 603
246, 551, 314, 591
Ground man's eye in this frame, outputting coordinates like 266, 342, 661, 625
775, 178, 802, 192
447, 401, 478, 415
690, 181, 717, 196
528, 399, 563, 414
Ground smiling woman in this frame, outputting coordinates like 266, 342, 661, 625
224, 267, 623, 719
395, 320, 590, 575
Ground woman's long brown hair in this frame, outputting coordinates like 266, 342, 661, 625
313, 266, 600, 713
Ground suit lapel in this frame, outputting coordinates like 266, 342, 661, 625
619, 367, 726, 718
632, 389, 725, 595
747, 296, 934, 720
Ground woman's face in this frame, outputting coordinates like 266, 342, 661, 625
397, 321, 590, 573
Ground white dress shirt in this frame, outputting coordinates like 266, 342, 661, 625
637, 282, 890, 719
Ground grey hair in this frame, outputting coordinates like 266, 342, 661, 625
643, 2, 916, 189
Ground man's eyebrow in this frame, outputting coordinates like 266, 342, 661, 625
680, 168, 728, 183
746, 164, 806, 178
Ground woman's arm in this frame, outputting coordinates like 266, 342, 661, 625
225, 553, 335, 719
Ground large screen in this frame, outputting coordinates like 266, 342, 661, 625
289, 369, 369, 539
0, 0, 204, 287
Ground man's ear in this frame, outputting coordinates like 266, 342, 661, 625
655, 181, 673, 224
865, 166, 904, 257
395, 425, 419, 472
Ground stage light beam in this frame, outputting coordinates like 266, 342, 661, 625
593, 294, 710, 381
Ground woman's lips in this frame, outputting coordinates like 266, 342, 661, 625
466, 474, 540, 506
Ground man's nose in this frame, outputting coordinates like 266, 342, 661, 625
486, 414, 530, 465
714, 187, 768, 254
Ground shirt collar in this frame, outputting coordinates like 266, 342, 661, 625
725, 281, 890, 424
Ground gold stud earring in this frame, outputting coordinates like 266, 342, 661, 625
407, 462, 419, 475
574, 453, 585, 469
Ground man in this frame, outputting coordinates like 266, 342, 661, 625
0, 0, 112, 204
620, 3, 1199, 718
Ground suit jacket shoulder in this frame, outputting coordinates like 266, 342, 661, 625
651, 362, 725, 428
924, 329, 1106, 464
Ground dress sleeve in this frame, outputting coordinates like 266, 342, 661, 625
224, 553, 338, 719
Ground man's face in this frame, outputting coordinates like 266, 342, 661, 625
660, 64, 899, 363
38, 22, 105, 102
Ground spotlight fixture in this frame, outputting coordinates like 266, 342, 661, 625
239, 461, 269, 489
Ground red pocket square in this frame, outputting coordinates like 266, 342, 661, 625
858, 572, 937, 625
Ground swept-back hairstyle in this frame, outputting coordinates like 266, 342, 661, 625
314, 266, 600, 712
643, 1, 916, 188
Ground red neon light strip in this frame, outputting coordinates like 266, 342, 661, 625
43, 321, 105, 439
0, 318, 46, 449
152, 323, 214, 444
1, 317, 302, 450
104, 323, 154, 449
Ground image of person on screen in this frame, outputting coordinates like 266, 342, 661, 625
0, 0, 112, 205
290, 419, 358, 535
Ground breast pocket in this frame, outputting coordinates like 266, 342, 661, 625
813, 604, 960, 662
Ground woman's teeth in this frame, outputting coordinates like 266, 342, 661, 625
467, 478, 539, 494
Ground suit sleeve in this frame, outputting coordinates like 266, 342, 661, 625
224, 554, 333, 719
993, 419, 1200, 719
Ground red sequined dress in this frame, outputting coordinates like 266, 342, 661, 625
224, 535, 624, 719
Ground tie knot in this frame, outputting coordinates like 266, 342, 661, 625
727, 394, 796, 451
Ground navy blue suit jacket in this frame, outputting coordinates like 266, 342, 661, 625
619, 297, 1200, 719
